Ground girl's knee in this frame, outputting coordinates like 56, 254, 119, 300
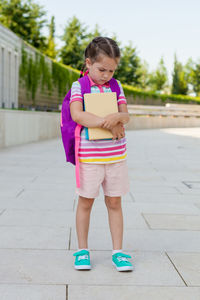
105, 196, 121, 210
78, 196, 95, 210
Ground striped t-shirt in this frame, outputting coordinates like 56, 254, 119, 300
70, 76, 128, 164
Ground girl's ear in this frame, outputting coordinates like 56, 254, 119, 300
85, 58, 92, 69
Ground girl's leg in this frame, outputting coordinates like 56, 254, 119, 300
104, 195, 123, 250
76, 195, 95, 249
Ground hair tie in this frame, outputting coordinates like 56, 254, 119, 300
80, 70, 84, 75
84, 70, 89, 76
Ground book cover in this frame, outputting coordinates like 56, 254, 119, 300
84, 92, 118, 140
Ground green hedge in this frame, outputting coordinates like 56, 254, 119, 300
19, 40, 200, 107
122, 84, 200, 105
20, 42, 80, 103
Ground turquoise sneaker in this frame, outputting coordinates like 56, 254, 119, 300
73, 250, 91, 270
112, 252, 133, 271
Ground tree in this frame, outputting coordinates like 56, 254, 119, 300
136, 60, 150, 90
0, 0, 47, 50
184, 58, 200, 96
44, 16, 57, 59
114, 42, 141, 85
59, 16, 89, 69
192, 62, 200, 96
172, 55, 188, 95
148, 57, 168, 92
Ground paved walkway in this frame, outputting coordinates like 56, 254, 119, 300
0, 128, 200, 299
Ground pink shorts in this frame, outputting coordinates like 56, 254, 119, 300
75, 160, 130, 198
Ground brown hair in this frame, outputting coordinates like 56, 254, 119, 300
80, 37, 120, 77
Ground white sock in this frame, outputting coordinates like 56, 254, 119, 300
112, 249, 122, 255
78, 248, 89, 252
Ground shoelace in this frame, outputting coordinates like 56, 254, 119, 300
117, 257, 129, 262
78, 254, 89, 261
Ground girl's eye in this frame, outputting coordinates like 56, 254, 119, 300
99, 69, 105, 72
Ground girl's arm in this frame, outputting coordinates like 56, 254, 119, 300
70, 101, 105, 128
102, 104, 130, 129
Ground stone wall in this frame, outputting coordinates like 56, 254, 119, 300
0, 23, 20, 109
0, 109, 60, 148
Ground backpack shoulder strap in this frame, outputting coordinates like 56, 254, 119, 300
109, 78, 121, 98
78, 75, 91, 95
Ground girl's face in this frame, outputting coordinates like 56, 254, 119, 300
86, 55, 119, 85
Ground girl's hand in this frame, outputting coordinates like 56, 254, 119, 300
110, 123, 125, 140
102, 113, 119, 130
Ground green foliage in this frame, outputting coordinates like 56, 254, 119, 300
148, 57, 168, 91
136, 60, 150, 90
190, 62, 200, 96
123, 84, 200, 105
115, 42, 141, 86
0, 0, 47, 51
44, 16, 57, 59
19, 45, 79, 105
59, 16, 89, 70
172, 55, 188, 95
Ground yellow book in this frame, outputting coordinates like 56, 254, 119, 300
83, 92, 118, 140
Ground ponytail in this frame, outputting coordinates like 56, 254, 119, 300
79, 62, 87, 78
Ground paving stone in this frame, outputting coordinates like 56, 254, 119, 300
0, 188, 24, 198
195, 203, 200, 210
24, 181, 75, 190
123, 202, 200, 215
0, 249, 184, 286
0, 128, 200, 299
167, 252, 200, 286
143, 214, 200, 230
0, 195, 75, 211
88, 209, 148, 229
0, 210, 75, 227
0, 226, 70, 249
69, 285, 200, 300
70, 228, 200, 252
131, 193, 200, 204
0, 284, 66, 300
130, 185, 181, 195
175, 186, 200, 196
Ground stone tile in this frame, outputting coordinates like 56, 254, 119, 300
69, 286, 200, 300
74, 200, 200, 216
0, 249, 184, 286
128, 172, 165, 182
70, 228, 200, 252
132, 193, 200, 204
0, 226, 70, 249
17, 189, 77, 203
167, 252, 200, 286
0, 195, 75, 211
89, 209, 148, 230
143, 214, 200, 230
0, 188, 24, 198
161, 128, 200, 139
175, 186, 200, 196
195, 203, 200, 211
22, 175, 76, 191
73, 198, 147, 229
130, 185, 181, 195
0, 284, 66, 300
24, 182, 76, 192
127, 203, 200, 215
33, 174, 74, 184
0, 210, 75, 227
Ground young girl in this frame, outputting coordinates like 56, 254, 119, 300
70, 37, 133, 272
